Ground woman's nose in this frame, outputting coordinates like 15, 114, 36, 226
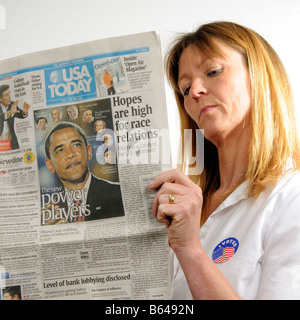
190, 80, 208, 98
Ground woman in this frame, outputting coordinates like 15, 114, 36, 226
148, 21, 300, 299
94, 119, 106, 134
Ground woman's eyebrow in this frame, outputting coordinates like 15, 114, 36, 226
177, 57, 211, 84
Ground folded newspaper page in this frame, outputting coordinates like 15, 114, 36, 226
0, 32, 172, 300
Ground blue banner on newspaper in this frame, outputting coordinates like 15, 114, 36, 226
0, 47, 150, 105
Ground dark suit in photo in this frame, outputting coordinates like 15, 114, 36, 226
84, 174, 124, 221
45, 174, 125, 224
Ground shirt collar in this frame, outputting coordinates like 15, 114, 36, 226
83, 172, 92, 192
209, 158, 296, 217
214, 180, 249, 215
65, 172, 92, 204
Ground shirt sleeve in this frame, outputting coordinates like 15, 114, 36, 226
257, 179, 300, 299
14, 106, 27, 119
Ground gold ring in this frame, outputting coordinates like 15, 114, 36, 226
169, 193, 175, 204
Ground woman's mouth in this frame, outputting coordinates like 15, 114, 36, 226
200, 105, 217, 118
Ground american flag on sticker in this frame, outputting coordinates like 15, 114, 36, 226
212, 237, 239, 264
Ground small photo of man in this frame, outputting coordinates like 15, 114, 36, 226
83, 109, 94, 124
67, 105, 79, 120
50, 107, 62, 122
0, 84, 31, 150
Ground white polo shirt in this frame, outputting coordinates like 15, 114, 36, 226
171, 170, 300, 300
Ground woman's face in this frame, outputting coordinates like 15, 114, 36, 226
95, 121, 105, 133
178, 41, 251, 146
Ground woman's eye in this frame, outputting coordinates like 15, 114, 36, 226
207, 68, 223, 77
183, 86, 190, 96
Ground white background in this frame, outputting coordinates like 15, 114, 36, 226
0, 0, 299, 162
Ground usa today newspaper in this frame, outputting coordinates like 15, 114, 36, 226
0, 32, 172, 300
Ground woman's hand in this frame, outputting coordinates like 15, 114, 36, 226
148, 169, 241, 300
148, 169, 203, 254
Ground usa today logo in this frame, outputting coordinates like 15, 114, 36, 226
44, 61, 97, 105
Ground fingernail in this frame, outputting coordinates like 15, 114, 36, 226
147, 180, 154, 188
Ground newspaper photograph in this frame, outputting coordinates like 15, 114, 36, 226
0, 32, 172, 300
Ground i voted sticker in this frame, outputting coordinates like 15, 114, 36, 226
212, 237, 239, 264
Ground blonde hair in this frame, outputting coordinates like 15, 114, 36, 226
166, 21, 300, 199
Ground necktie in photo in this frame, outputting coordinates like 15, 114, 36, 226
73, 200, 84, 222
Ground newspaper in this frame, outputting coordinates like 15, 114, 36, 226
0, 32, 172, 300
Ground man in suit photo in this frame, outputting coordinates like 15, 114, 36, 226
0, 84, 31, 150
43, 121, 124, 224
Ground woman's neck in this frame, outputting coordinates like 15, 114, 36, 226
201, 123, 251, 226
